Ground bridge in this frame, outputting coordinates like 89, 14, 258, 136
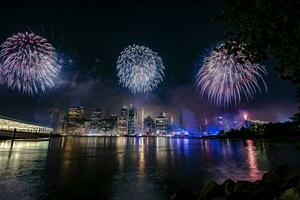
0, 115, 53, 139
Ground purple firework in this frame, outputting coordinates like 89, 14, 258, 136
0, 32, 61, 95
196, 43, 267, 107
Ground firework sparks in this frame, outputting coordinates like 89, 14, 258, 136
243, 112, 249, 120
0, 32, 61, 95
196, 43, 267, 107
116, 44, 164, 94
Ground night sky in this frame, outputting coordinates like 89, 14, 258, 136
0, 2, 297, 127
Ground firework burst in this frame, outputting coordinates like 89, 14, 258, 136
0, 32, 61, 95
196, 43, 267, 107
116, 44, 164, 94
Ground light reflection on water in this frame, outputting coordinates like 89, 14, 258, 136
0, 140, 49, 200
0, 137, 300, 200
246, 140, 261, 180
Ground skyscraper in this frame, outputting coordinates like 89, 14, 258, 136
136, 106, 145, 134
155, 112, 168, 134
96, 114, 119, 135
109, 115, 118, 131
57, 110, 66, 134
141, 107, 144, 130
128, 105, 136, 135
118, 106, 128, 136
144, 116, 155, 134
90, 109, 101, 129
66, 105, 85, 134
68, 106, 84, 122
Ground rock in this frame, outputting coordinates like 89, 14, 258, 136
279, 187, 300, 200
234, 180, 256, 193
170, 166, 300, 200
252, 182, 275, 199
262, 171, 282, 185
288, 168, 300, 180
209, 196, 227, 200
221, 179, 235, 195
230, 193, 256, 200
170, 188, 196, 200
197, 181, 223, 199
275, 165, 290, 179
281, 176, 300, 191
280, 168, 300, 190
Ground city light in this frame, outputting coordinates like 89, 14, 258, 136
45, 105, 267, 138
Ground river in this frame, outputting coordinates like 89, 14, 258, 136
0, 137, 300, 200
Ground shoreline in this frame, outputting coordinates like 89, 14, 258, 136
2, 134, 300, 141
171, 165, 300, 200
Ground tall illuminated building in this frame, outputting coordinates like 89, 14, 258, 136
144, 116, 155, 134
134, 108, 139, 133
141, 107, 144, 130
118, 106, 128, 136
90, 109, 101, 129
128, 105, 136, 135
57, 110, 66, 134
136, 107, 144, 134
68, 106, 84, 122
109, 115, 118, 131
169, 116, 174, 126
66, 105, 85, 134
155, 112, 168, 134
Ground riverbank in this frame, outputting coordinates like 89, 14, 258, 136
33, 134, 300, 140
67, 134, 300, 140
171, 165, 300, 200
201, 135, 300, 140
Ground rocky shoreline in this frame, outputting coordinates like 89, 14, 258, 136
170, 165, 300, 200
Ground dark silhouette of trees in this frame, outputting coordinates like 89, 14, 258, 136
219, 121, 300, 138
214, 1, 300, 119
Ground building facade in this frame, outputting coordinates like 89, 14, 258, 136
128, 106, 136, 135
90, 109, 102, 129
66, 106, 85, 134
144, 116, 155, 134
118, 107, 128, 136
155, 112, 168, 134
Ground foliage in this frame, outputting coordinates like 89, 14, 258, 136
219, 121, 300, 138
216, 0, 300, 83
215, 0, 300, 121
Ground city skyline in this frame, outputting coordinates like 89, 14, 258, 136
47, 104, 260, 137
1, 2, 300, 200
0, 2, 297, 125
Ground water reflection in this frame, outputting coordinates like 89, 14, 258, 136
0, 137, 300, 200
245, 140, 262, 180
0, 140, 49, 166
0, 140, 49, 200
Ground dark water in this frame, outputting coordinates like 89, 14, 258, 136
1, 137, 300, 200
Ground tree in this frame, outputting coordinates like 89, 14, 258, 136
216, 0, 300, 82
215, 0, 300, 121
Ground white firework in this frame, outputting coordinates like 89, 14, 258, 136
0, 32, 61, 95
196, 43, 267, 107
116, 44, 164, 94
